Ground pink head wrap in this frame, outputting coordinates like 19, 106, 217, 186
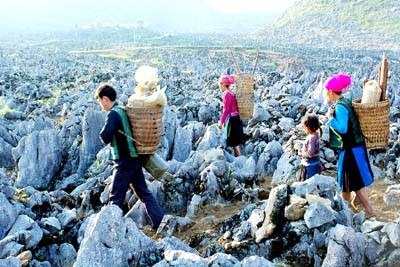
219, 75, 235, 86
324, 73, 352, 93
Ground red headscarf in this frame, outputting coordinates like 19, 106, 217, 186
324, 73, 352, 93
219, 75, 235, 86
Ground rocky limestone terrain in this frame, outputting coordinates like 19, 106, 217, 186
0, 32, 400, 267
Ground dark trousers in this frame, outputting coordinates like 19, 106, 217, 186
109, 158, 164, 229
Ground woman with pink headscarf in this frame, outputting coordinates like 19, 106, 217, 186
324, 73, 376, 218
218, 74, 243, 157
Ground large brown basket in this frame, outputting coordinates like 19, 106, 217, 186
126, 105, 163, 154
235, 73, 254, 120
352, 98, 390, 149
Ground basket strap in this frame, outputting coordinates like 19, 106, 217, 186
252, 50, 260, 75
117, 130, 145, 146
230, 50, 241, 74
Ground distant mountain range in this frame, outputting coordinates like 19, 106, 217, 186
258, 0, 400, 50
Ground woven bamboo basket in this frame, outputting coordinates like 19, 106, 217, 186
126, 105, 163, 154
352, 98, 390, 149
235, 73, 254, 120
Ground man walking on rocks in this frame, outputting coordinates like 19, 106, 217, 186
95, 83, 164, 229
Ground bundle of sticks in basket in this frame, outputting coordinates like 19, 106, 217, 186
352, 53, 390, 150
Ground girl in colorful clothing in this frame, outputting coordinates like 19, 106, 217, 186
299, 114, 322, 181
324, 73, 376, 218
217, 74, 244, 157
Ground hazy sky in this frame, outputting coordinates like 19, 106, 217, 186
0, 0, 296, 33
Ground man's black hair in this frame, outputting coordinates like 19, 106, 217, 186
95, 83, 117, 101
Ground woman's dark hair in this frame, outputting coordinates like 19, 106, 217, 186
302, 114, 321, 134
333, 91, 343, 96
95, 83, 116, 101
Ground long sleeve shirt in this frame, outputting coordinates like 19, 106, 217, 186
301, 132, 320, 159
327, 104, 349, 134
219, 90, 239, 125
100, 105, 132, 160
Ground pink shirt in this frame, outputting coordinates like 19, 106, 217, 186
301, 132, 320, 159
220, 90, 239, 124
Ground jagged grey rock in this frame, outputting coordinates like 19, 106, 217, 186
233, 221, 252, 242
322, 147, 336, 162
200, 168, 220, 201
231, 156, 256, 182
247, 208, 264, 228
12, 129, 62, 189
41, 217, 62, 234
154, 250, 208, 267
157, 215, 194, 237
272, 152, 297, 185
0, 125, 17, 147
304, 202, 335, 229
57, 208, 77, 228
322, 224, 365, 267
0, 241, 24, 258
361, 220, 386, 234
6, 215, 43, 249
186, 194, 205, 217
26, 191, 51, 210
0, 257, 21, 267
0, 193, 19, 239
387, 248, 400, 267
36, 243, 76, 267
384, 184, 400, 208
75, 205, 157, 267
197, 125, 225, 151
251, 106, 272, 125
255, 184, 288, 243
291, 174, 336, 200
157, 236, 199, 255
208, 252, 239, 266
364, 237, 384, 265
172, 125, 192, 162
382, 223, 400, 247
0, 138, 13, 168
237, 255, 274, 267
162, 106, 177, 158
76, 110, 105, 177
124, 201, 149, 228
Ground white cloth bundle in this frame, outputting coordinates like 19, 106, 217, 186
127, 65, 167, 107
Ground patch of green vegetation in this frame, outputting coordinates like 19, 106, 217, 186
181, 67, 193, 73
150, 58, 168, 67
36, 87, 63, 106
0, 107, 12, 116
53, 88, 62, 98
271, 0, 400, 36
340, 0, 400, 36
0, 98, 12, 116
98, 53, 135, 62
14, 190, 29, 203
38, 97, 55, 105
272, 0, 329, 28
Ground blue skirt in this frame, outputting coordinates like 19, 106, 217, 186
299, 157, 321, 181
337, 144, 373, 192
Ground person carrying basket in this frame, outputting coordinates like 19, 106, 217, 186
324, 73, 376, 218
217, 74, 244, 157
95, 83, 164, 229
